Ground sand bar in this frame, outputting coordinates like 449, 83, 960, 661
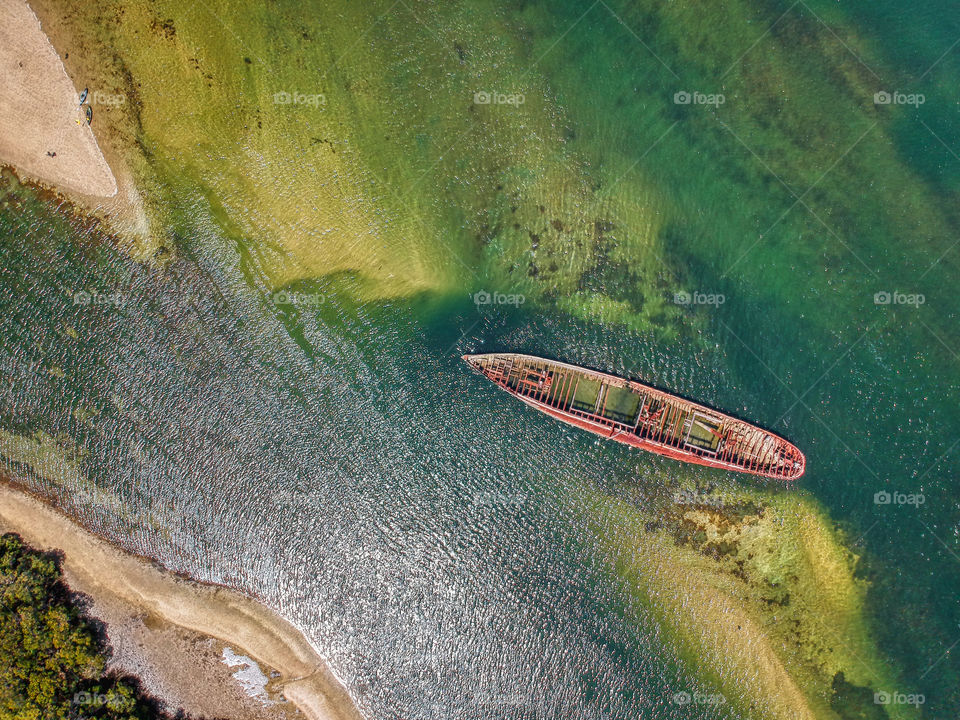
0, 484, 365, 720
0, 0, 116, 197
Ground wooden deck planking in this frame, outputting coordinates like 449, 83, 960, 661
467, 353, 802, 479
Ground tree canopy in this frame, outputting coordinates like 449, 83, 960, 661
0, 532, 160, 720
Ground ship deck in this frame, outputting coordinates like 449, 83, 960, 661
466, 353, 804, 480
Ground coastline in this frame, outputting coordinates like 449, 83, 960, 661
0, 0, 116, 197
0, 483, 365, 720
1, 0, 157, 258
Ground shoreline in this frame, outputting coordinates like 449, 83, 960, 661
0, 482, 365, 720
1, 0, 157, 258
0, 0, 116, 198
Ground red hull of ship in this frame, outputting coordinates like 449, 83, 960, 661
464, 353, 805, 481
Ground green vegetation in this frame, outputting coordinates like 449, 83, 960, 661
0, 533, 163, 720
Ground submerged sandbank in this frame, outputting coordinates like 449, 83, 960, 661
580, 488, 920, 720
0, 483, 365, 720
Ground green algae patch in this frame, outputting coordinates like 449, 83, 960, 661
0, 430, 169, 541
36, 0, 691, 333
0, 430, 120, 513
576, 487, 917, 720
30, 0, 960, 354
37, 0, 456, 297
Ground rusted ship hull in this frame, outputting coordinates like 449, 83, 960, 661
463, 353, 805, 480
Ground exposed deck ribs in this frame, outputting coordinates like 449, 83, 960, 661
464, 352, 805, 481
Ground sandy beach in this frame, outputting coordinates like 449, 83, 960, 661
0, 0, 116, 197
0, 483, 365, 720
